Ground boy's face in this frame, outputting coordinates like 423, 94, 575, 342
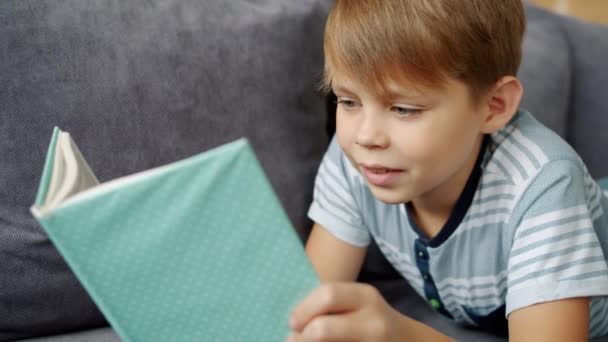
333, 73, 487, 206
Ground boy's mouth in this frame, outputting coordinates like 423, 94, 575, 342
361, 165, 404, 186
361, 164, 403, 173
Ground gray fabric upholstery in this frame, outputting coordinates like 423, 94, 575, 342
0, 0, 329, 340
559, 16, 608, 178
519, 6, 608, 178
518, 5, 571, 137
18, 328, 119, 342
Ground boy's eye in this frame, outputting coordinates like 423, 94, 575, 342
392, 106, 422, 117
337, 99, 359, 110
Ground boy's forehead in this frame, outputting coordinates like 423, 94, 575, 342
331, 72, 436, 99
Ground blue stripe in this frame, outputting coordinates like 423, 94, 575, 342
314, 189, 358, 225
590, 301, 608, 337
317, 172, 357, 213
510, 228, 594, 257
480, 179, 513, 188
465, 207, 511, 222
509, 242, 602, 273
319, 161, 349, 192
441, 288, 508, 306
514, 213, 589, 240
490, 158, 514, 182
499, 131, 542, 169
589, 185, 601, 206
599, 316, 608, 337
453, 302, 504, 314
439, 277, 508, 292
473, 193, 516, 205
509, 256, 606, 288
498, 146, 529, 179
560, 269, 608, 281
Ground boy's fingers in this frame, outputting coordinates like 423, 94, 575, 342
289, 283, 368, 332
299, 312, 361, 342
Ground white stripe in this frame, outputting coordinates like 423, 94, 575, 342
514, 205, 589, 240
457, 213, 510, 235
439, 283, 507, 301
588, 182, 602, 205
588, 184, 605, 220
340, 153, 361, 179
467, 200, 513, 217
485, 162, 503, 178
499, 137, 539, 176
591, 204, 604, 221
510, 129, 549, 165
509, 260, 608, 292
391, 260, 420, 278
492, 149, 525, 184
316, 168, 359, 216
492, 129, 510, 145
442, 302, 476, 325
476, 185, 517, 201
511, 216, 594, 254
443, 295, 504, 311
323, 158, 353, 190
480, 172, 511, 185
584, 172, 596, 188
509, 231, 599, 266
375, 238, 420, 276
314, 191, 359, 225
508, 244, 605, 281
554, 260, 608, 280
436, 270, 509, 290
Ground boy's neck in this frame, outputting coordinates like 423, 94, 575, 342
409, 134, 485, 239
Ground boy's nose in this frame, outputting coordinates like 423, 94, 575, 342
354, 112, 389, 149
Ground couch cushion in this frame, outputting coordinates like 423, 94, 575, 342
0, 0, 329, 340
558, 16, 608, 178
518, 5, 571, 138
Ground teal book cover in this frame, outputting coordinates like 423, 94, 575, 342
30, 127, 319, 341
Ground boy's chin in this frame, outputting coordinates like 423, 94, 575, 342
368, 186, 411, 205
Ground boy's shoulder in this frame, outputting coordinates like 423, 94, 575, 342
482, 108, 588, 187
480, 108, 605, 233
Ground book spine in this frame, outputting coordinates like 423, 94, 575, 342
34, 127, 61, 206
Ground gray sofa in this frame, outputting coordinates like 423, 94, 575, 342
1, 1, 606, 341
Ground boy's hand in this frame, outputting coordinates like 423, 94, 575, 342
287, 282, 404, 342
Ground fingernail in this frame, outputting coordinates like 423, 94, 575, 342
288, 316, 298, 329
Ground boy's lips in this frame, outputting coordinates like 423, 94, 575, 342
360, 164, 404, 187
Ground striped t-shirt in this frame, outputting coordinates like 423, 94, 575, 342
308, 109, 608, 338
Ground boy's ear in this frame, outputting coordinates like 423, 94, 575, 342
480, 76, 524, 134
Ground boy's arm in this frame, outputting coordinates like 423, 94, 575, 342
305, 223, 367, 282
508, 297, 590, 342
291, 223, 455, 341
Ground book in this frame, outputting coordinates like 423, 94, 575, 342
30, 127, 319, 341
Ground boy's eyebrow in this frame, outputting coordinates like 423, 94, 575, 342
384, 82, 427, 100
332, 82, 431, 101
331, 85, 355, 95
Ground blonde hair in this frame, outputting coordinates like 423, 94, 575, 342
321, 0, 526, 101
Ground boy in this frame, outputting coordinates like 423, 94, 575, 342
287, 0, 608, 341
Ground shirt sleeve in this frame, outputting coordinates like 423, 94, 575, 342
505, 159, 608, 317
307, 136, 371, 247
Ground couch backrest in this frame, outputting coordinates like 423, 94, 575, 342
559, 15, 608, 178
0, 1, 330, 339
520, 5, 608, 178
